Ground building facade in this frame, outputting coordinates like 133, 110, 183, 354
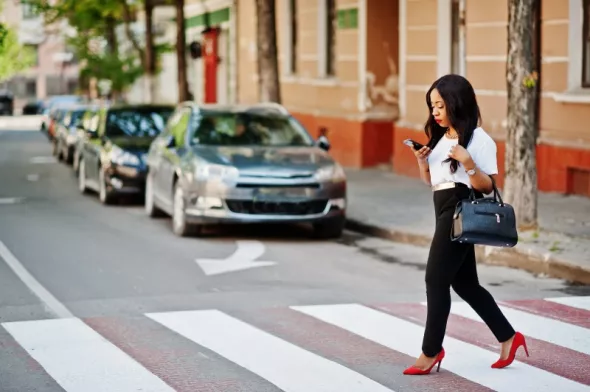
184, 0, 590, 197
394, 0, 590, 197
0, 1, 79, 111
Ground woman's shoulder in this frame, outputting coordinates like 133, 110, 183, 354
471, 127, 496, 147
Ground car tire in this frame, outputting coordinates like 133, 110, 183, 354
145, 171, 165, 218
98, 169, 116, 205
312, 216, 345, 239
66, 147, 74, 165
78, 158, 90, 194
73, 151, 80, 173
172, 182, 201, 237
52, 139, 60, 159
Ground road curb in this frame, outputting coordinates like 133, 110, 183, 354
345, 218, 590, 285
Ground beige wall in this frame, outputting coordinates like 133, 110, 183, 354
538, 0, 590, 146
236, 0, 363, 117
464, 0, 508, 137
280, 0, 360, 116
236, 0, 259, 104
403, 0, 437, 126
365, 0, 399, 118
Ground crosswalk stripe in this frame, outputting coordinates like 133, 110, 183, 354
546, 296, 590, 312
447, 301, 590, 356
376, 302, 590, 386
501, 299, 590, 329
146, 309, 395, 392
2, 318, 174, 392
292, 303, 589, 392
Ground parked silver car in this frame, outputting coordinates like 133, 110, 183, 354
144, 102, 346, 238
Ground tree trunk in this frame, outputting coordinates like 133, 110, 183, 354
255, 0, 281, 103
175, 0, 189, 102
105, 17, 119, 98
144, 0, 156, 102
105, 17, 118, 55
504, 0, 539, 230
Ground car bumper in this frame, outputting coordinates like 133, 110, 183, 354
183, 180, 346, 224
104, 164, 147, 195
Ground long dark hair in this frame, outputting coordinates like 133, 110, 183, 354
424, 74, 482, 173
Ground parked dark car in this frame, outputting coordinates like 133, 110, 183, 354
144, 102, 347, 238
40, 95, 84, 136
77, 104, 174, 204
0, 90, 14, 115
22, 99, 45, 115
53, 105, 95, 164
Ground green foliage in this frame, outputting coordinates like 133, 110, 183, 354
28, 0, 167, 94
0, 23, 8, 49
68, 31, 143, 94
0, 25, 36, 82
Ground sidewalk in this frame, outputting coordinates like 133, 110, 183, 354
345, 168, 590, 284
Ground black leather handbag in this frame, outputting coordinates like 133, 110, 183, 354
450, 176, 518, 247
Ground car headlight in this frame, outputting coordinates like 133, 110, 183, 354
314, 164, 346, 182
195, 163, 239, 181
110, 146, 141, 166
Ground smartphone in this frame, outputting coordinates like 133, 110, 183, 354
403, 139, 425, 150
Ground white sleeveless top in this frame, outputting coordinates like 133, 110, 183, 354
427, 127, 498, 187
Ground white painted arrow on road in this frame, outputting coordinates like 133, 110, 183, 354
196, 240, 276, 276
0, 197, 24, 204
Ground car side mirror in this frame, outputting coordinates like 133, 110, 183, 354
316, 135, 330, 151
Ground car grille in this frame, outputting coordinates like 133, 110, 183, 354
225, 199, 328, 215
235, 183, 320, 189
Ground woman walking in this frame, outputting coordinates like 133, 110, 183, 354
403, 74, 529, 375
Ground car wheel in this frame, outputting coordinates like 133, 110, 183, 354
172, 182, 200, 237
64, 146, 74, 165
73, 151, 80, 173
145, 171, 165, 218
99, 169, 116, 205
52, 139, 60, 158
78, 159, 89, 194
312, 216, 345, 239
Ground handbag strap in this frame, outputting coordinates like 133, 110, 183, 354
467, 175, 504, 205
489, 175, 505, 206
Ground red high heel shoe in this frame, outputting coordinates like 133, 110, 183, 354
403, 348, 445, 375
492, 332, 529, 369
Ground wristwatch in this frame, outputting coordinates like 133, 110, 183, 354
466, 167, 477, 176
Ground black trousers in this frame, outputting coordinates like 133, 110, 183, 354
421, 184, 516, 357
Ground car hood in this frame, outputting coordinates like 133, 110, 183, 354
192, 146, 336, 177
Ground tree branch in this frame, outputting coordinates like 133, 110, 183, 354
120, 0, 145, 66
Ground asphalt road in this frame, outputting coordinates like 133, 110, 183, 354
1, 129, 589, 392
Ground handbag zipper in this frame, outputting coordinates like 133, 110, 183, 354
474, 211, 504, 223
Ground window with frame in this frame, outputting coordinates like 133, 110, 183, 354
583, 0, 590, 87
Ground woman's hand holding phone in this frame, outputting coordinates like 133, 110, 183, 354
414, 146, 432, 166
404, 139, 431, 165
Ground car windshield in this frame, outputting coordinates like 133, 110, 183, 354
68, 110, 86, 127
190, 111, 314, 147
105, 107, 174, 138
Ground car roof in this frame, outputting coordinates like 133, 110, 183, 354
107, 103, 176, 111
182, 102, 290, 116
